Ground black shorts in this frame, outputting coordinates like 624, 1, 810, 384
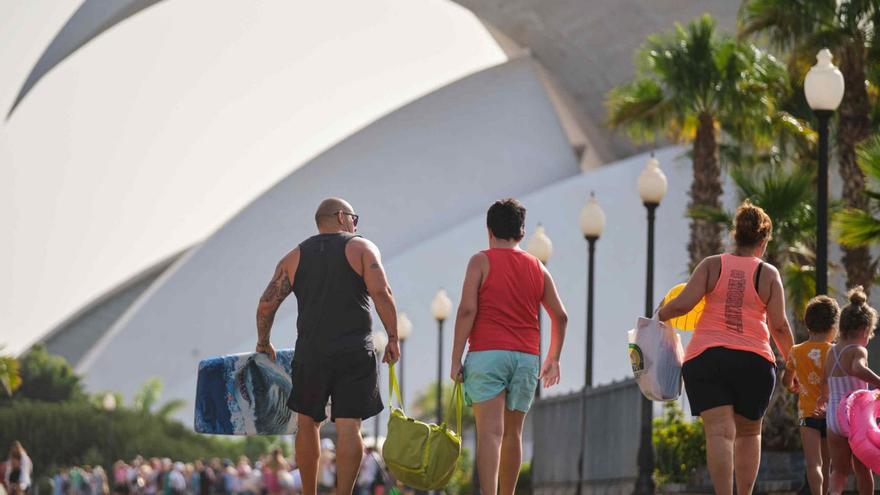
287, 348, 383, 422
800, 417, 827, 438
682, 347, 776, 421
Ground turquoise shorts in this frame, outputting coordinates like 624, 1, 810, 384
463, 350, 540, 412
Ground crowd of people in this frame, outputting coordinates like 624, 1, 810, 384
0, 439, 393, 495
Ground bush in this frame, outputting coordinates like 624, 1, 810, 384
2, 345, 84, 403
0, 400, 240, 480
653, 402, 706, 485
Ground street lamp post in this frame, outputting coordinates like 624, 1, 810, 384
397, 312, 413, 405
575, 192, 605, 495
102, 393, 117, 469
579, 196, 605, 389
373, 330, 389, 443
526, 223, 553, 398
635, 153, 668, 495
805, 48, 845, 296
431, 289, 452, 424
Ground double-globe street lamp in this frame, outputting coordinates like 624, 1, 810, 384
431, 289, 453, 424
805, 48, 845, 295
526, 223, 553, 398
576, 193, 605, 495
634, 152, 668, 495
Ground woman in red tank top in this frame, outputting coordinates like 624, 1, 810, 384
449, 199, 569, 495
659, 201, 795, 495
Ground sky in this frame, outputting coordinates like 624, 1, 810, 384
0, 0, 506, 354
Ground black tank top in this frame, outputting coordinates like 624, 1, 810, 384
293, 232, 372, 357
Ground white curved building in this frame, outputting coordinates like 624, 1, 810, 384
8, 1, 750, 427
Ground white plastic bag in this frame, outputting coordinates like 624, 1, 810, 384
627, 314, 684, 401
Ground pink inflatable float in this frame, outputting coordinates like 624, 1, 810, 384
847, 390, 880, 473
836, 390, 862, 437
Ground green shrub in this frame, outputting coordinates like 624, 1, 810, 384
0, 400, 240, 479
653, 402, 706, 485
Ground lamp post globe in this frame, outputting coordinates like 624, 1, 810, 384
638, 153, 668, 205
102, 393, 117, 412
398, 312, 413, 342
526, 224, 553, 264
805, 49, 844, 112
397, 312, 412, 403
805, 48, 844, 295
579, 192, 605, 239
431, 289, 452, 321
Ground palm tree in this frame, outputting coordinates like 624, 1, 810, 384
740, 0, 880, 293
834, 136, 880, 256
0, 346, 21, 397
607, 14, 788, 269
133, 377, 186, 419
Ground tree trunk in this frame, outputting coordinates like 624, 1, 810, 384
688, 113, 724, 270
837, 41, 874, 295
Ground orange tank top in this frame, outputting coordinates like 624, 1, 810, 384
685, 254, 774, 364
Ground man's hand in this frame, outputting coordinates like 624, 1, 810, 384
450, 361, 463, 383
540, 359, 561, 388
256, 342, 277, 362
383, 338, 400, 364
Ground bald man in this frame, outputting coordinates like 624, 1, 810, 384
255, 197, 400, 495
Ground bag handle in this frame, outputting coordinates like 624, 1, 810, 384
388, 362, 404, 411
388, 362, 461, 434
444, 379, 463, 435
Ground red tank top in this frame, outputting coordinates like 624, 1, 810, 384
686, 254, 774, 363
468, 248, 544, 355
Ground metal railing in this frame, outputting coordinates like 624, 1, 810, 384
531, 379, 642, 495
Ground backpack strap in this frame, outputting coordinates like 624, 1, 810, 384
388, 362, 404, 411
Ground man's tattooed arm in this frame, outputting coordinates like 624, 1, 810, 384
257, 260, 292, 345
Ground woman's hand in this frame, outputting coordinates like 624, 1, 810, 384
450, 361, 463, 382
540, 359, 561, 388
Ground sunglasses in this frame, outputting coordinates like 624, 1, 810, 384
338, 211, 359, 227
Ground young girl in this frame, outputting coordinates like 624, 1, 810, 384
782, 296, 838, 495
824, 286, 880, 495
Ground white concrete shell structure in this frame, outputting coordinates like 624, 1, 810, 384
77, 57, 585, 414
451, 0, 740, 160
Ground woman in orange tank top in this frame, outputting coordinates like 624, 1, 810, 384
658, 201, 795, 495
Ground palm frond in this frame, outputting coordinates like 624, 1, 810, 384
738, 0, 836, 49
0, 355, 21, 397
133, 377, 164, 414
856, 135, 880, 185
606, 78, 676, 142
834, 208, 880, 247
687, 205, 733, 226
156, 399, 187, 420
782, 261, 817, 317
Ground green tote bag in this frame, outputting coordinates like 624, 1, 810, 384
382, 362, 462, 491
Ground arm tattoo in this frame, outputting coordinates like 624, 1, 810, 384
260, 262, 292, 305
257, 262, 292, 342
370, 262, 380, 269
